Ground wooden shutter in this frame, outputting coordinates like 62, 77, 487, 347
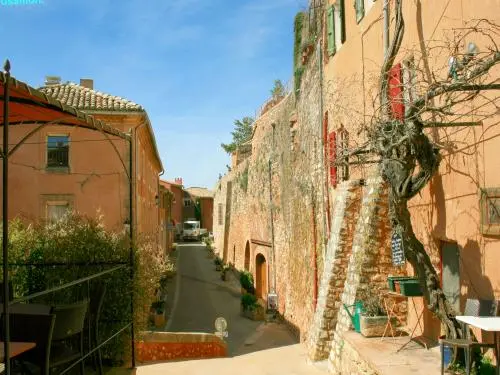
339, 0, 346, 43
355, 0, 364, 23
327, 5, 336, 56
328, 131, 337, 187
388, 63, 405, 120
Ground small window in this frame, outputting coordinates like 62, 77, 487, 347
47, 135, 69, 168
183, 198, 192, 207
335, 0, 346, 46
355, 0, 364, 23
46, 201, 69, 222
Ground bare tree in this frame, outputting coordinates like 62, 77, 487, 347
338, 0, 500, 341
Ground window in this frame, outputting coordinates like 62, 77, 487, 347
328, 131, 337, 187
218, 203, 223, 225
402, 57, 417, 105
355, 0, 364, 23
183, 198, 192, 207
47, 135, 69, 168
46, 201, 69, 221
335, 0, 346, 47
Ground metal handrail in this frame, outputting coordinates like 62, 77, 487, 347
10, 264, 127, 305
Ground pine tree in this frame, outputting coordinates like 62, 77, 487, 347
221, 117, 254, 154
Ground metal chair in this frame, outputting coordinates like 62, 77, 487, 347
440, 298, 499, 375
87, 283, 106, 375
0, 313, 56, 375
49, 300, 89, 375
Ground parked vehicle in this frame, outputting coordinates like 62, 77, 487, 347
182, 220, 207, 241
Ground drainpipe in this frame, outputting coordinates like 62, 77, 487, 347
383, 0, 390, 58
269, 124, 277, 295
317, 40, 328, 252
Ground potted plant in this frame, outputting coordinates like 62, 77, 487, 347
221, 265, 230, 281
151, 300, 166, 328
214, 256, 223, 271
239, 271, 254, 294
358, 289, 391, 337
240, 293, 265, 321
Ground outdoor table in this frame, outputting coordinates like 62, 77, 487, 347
0, 303, 51, 315
456, 316, 500, 375
0, 341, 36, 361
381, 292, 428, 352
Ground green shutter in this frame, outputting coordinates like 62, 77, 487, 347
327, 5, 336, 56
355, 0, 364, 23
339, 0, 346, 43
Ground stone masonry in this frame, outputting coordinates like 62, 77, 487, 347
307, 180, 361, 361
329, 177, 407, 374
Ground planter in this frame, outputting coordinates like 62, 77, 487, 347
387, 276, 413, 291
399, 279, 423, 296
154, 312, 166, 328
241, 305, 265, 321
241, 288, 247, 295
360, 315, 392, 337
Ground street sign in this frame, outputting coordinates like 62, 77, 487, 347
391, 231, 405, 266
214, 317, 228, 339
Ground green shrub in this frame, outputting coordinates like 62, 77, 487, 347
241, 293, 258, 311
1, 213, 166, 365
239, 271, 254, 291
214, 256, 223, 266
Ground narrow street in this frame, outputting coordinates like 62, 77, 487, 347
167, 242, 288, 355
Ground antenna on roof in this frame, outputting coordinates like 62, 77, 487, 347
45, 76, 61, 85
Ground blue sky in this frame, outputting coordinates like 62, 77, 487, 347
1, 0, 306, 189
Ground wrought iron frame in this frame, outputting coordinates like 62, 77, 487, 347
1, 60, 136, 375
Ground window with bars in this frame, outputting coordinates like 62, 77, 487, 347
47, 135, 69, 168
337, 128, 350, 181
328, 131, 337, 187
354, 0, 364, 23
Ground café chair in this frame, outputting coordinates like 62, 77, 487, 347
49, 300, 89, 375
439, 298, 499, 375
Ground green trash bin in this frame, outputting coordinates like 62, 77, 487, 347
343, 301, 364, 333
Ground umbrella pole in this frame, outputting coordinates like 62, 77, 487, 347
3, 59, 11, 375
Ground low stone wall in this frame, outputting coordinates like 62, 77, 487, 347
332, 332, 379, 375
136, 332, 227, 362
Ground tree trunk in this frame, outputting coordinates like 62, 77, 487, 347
388, 191, 461, 340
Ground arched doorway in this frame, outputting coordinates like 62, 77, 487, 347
255, 253, 267, 300
244, 241, 250, 271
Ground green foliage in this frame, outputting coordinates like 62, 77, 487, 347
270, 79, 285, 100
214, 256, 223, 266
239, 271, 254, 292
294, 66, 305, 95
238, 165, 249, 193
241, 293, 258, 311
359, 288, 386, 317
294, 12, 305, 69
221, 117, 254, 154
1, 213, 166, 365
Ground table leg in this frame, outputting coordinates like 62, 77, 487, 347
381, 297, 396, 341
397, 300, 426, 352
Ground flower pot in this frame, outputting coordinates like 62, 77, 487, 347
241, 305, 265, 321
154, 312, 166, 328
360, 315, 391, 337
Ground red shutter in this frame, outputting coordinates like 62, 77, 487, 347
388, 63, 405, 120
328, 131, 337, 187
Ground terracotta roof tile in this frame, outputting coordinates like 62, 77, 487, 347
39, 82, 143, 112
186, 187, 214, 198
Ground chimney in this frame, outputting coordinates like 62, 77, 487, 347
80, 78, 94, 90
174, 178, 183, 186
45, 76, 61, 86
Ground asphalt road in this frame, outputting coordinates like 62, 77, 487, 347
167, 242, 263, 355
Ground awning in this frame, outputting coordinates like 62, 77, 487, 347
0, 69, 130, 141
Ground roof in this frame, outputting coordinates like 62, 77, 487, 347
39, 82, 143, 112
186, 187, 214, 199
0, 67, 130, 141
160, 180, 183, 189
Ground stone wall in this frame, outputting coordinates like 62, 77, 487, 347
307, 180, 362, 360
212, 46, 327, 340
329, 178, 407, 373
